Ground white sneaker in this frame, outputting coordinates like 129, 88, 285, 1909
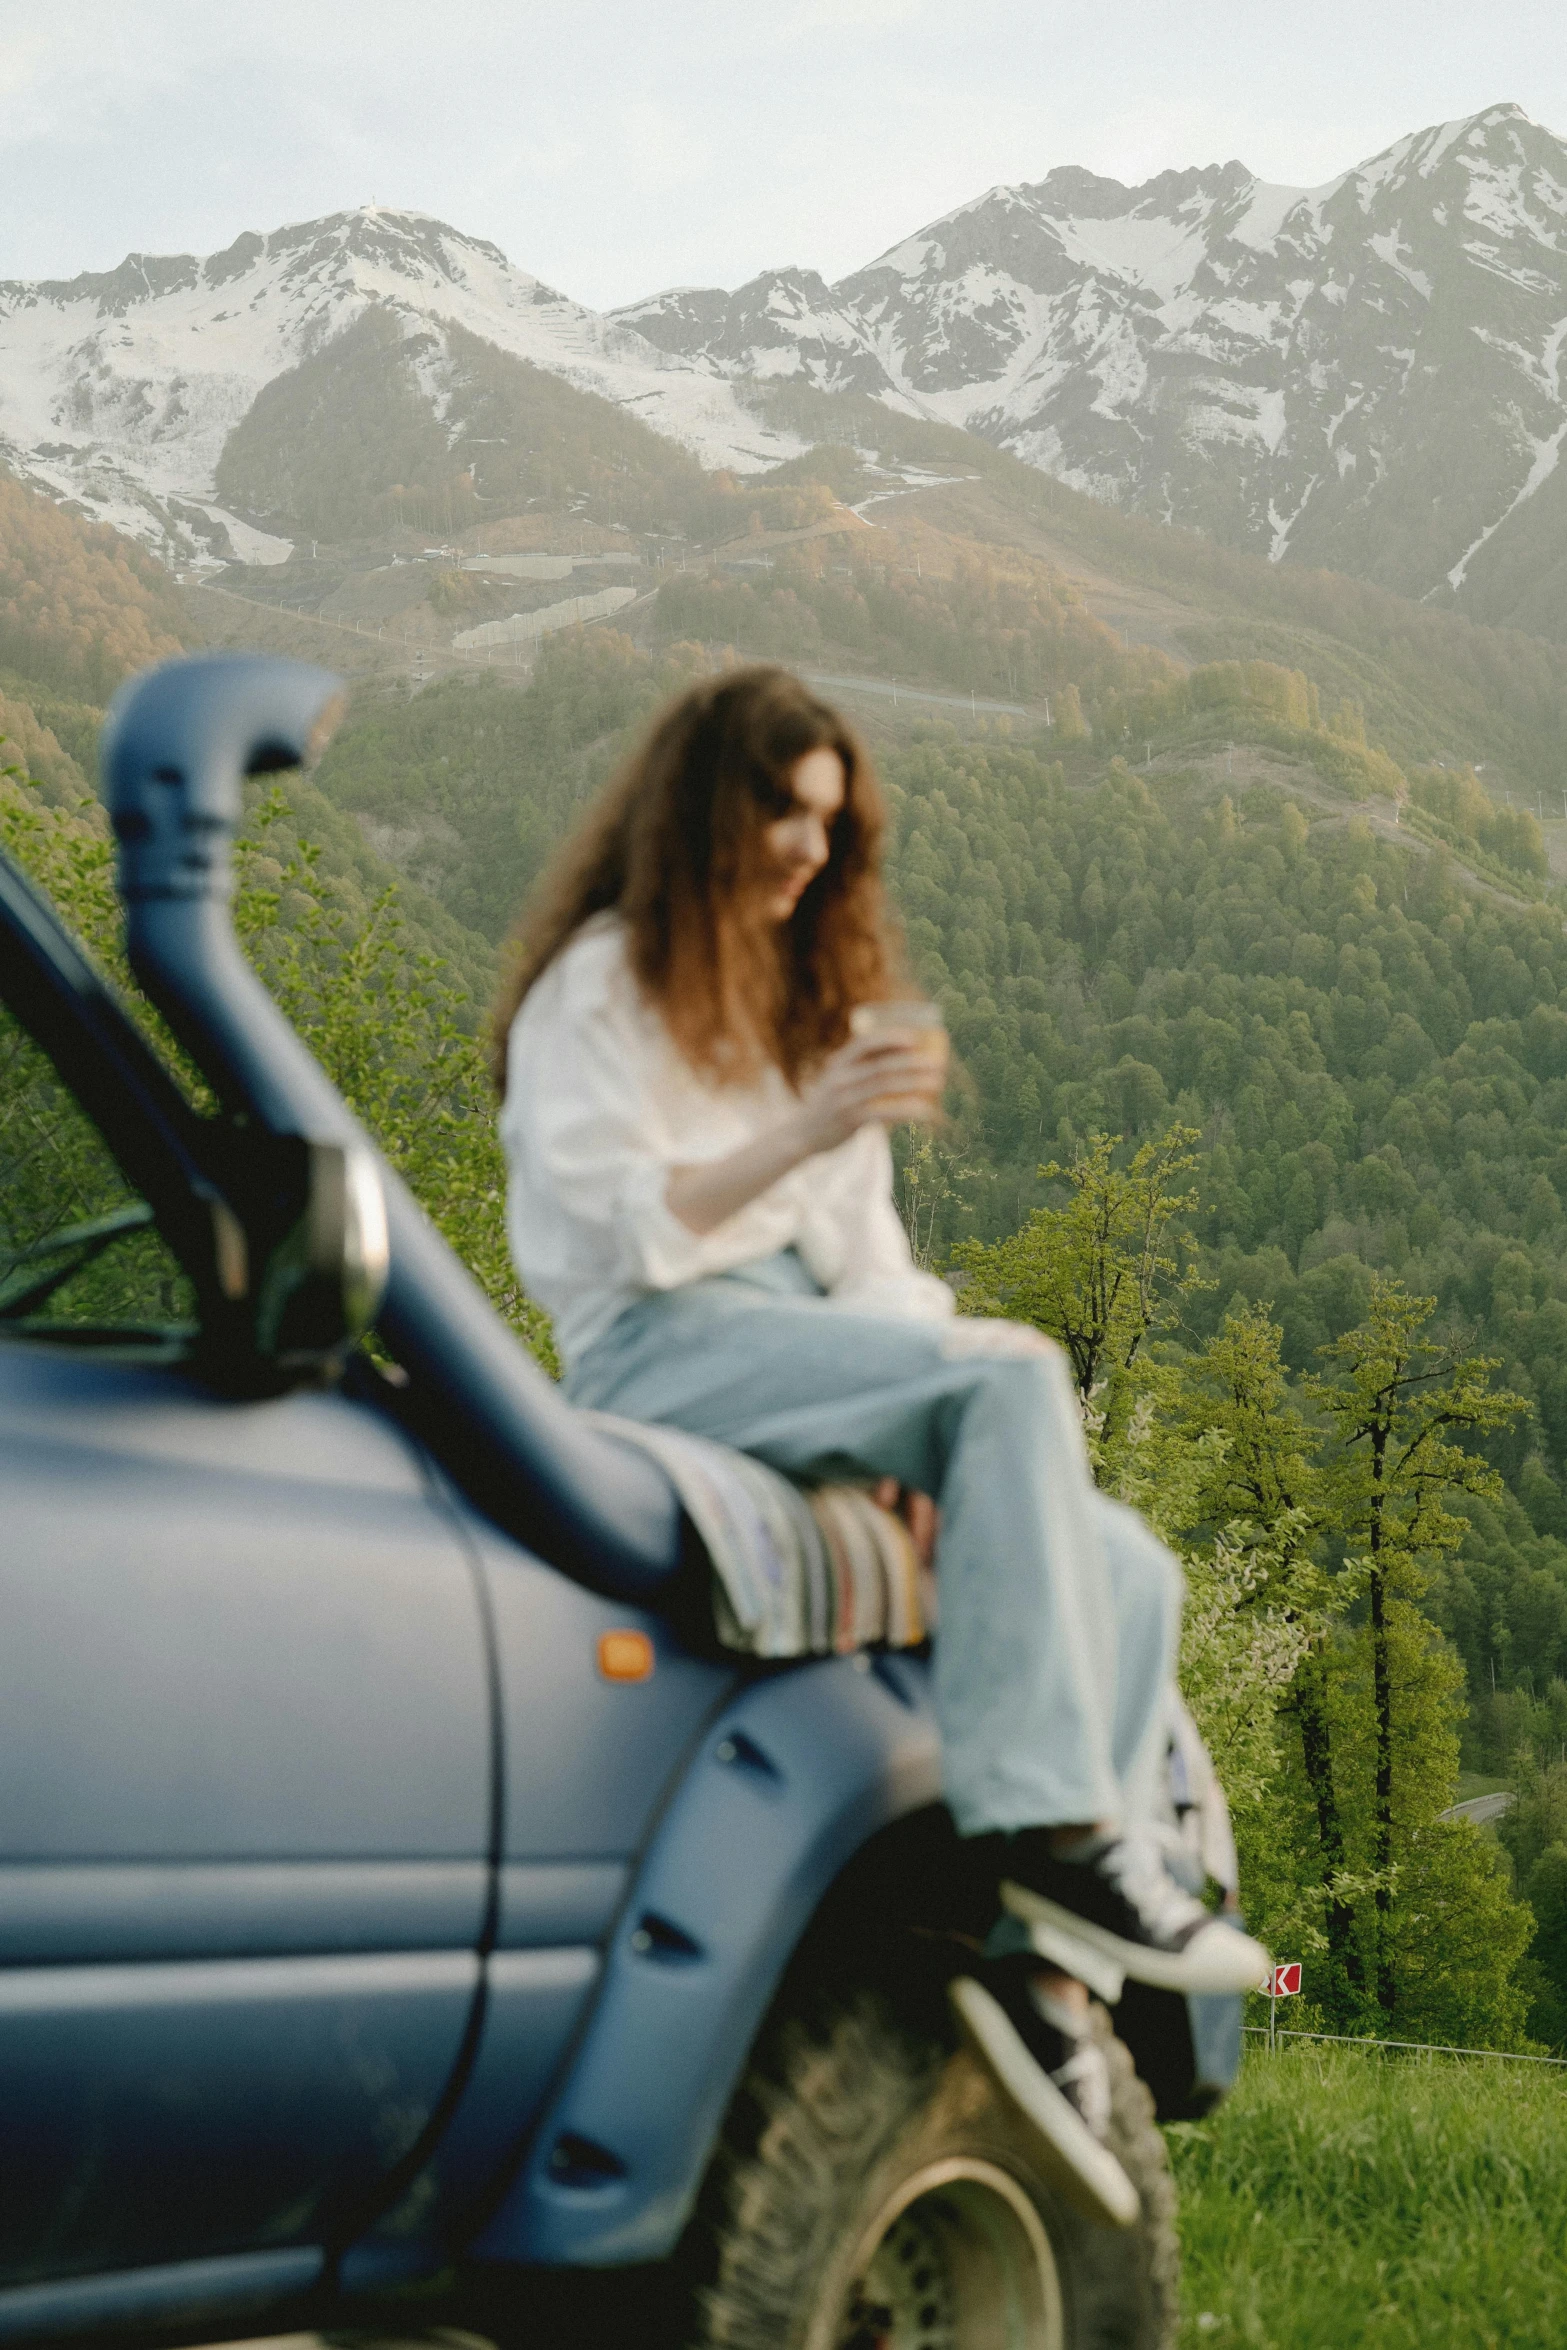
949, 1971, 1140, 2230
999, 1831, 1270, 2004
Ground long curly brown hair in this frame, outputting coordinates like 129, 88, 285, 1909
490, 665, 903, 1095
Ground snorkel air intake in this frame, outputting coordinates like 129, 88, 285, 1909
103, 653, 683, 1601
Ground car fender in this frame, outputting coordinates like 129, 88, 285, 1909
470, 1648, 938, 2267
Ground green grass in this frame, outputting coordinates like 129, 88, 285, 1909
1455, 1772, 1510, 1803
1169, 2044, 1567, 2347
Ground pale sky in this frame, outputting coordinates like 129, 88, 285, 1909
2, 0, 1563, 310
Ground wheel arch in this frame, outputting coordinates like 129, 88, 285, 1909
468, 1649, 941, 2269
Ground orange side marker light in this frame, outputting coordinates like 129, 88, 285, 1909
598, 1629, 655, 1683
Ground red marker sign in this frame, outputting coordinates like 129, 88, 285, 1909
1263, 1963, 1302, 1997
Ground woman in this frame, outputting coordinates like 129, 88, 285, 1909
494, 666, 1265, 2214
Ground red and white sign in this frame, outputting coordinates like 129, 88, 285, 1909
1263, 1963, 1302, 1997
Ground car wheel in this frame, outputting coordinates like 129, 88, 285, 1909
679, 1986, 1178, 2350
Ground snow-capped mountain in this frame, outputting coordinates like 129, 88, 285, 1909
4, 105, 1567, 631
621, 104, 1567, 629
0, 210, 804, 566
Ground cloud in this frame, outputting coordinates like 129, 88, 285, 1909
0, 0, 1563, 302
769, 0, 925, 34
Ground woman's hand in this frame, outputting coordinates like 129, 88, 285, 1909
666, 1034, 945, 1237
873, 1477, 940, 1569
794, 1033, 946, 1155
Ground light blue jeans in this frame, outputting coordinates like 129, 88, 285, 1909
569, 1251, 1182, 1839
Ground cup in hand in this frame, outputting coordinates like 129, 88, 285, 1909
849, 999, 949, 1120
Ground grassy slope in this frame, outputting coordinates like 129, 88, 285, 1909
1172, 2046, 1566, 2348
947, 466, 1567, 798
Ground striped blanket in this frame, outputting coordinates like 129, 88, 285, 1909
585, 1411, 933, 1658
588, 1420, 1238, 1910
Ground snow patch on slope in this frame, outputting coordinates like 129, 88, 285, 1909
1050, 211, 1209, 302
1228, 178, 1324, 249
1447, 311, 1567, 589
1368, 231, 1433, 298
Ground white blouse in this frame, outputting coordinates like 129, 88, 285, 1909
499, 914, 955, 1370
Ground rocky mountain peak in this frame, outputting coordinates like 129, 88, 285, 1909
255, 206, 517, 295
1024, 159, 1254, 222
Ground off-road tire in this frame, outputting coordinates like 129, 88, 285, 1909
677, 1987, 1178, 2350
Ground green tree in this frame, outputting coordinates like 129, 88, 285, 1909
1520, 1844, 1567, 2048
950, 1125, 1204, 1473
1499, 1746, 1567, 2046
1174, 1304, 1367, 1989
958, 1162, 1312, 1837
949, 1150, 1539, 2039
1309, 1279, 1530, 2014
894, 1132, 973, 1270
1326, 1601, 1532, 2046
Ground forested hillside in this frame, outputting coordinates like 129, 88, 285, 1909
0, 473, 182, 702
215, 310, 718, 544
877, 736, 1567, 1689
215, 307, 864, 549
310, 634, 669, 940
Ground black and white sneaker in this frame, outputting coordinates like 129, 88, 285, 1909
949, 1964, 1140, 2229
999, 1830, 1270, 2004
